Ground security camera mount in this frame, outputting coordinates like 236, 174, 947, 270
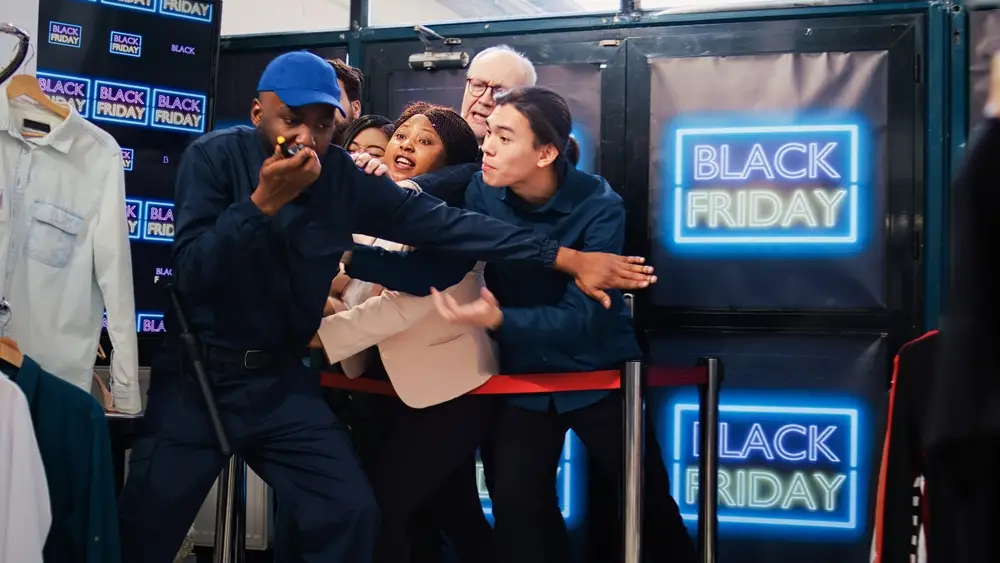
408, 25, 469, 71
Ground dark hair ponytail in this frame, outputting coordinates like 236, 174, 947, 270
564, 136, 580, 166
494, 86, 572, 160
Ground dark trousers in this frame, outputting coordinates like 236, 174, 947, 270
371, 394, 499, 563
490, 393, 696, 563
118, 350, 379, 563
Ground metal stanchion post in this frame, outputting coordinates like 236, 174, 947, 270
234, 458, 247, 561
213, 456, 247, 563
622, 294, 643, 563
697, 357, 722, 563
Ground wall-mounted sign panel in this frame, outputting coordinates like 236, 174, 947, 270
38, 0, 218, 333
646, 52, 888, 311
647, 332, 886, 563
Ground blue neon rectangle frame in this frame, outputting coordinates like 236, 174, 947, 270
150, 88, 208, 133
48, 21, 82, 49
157, 0, 214, 24
99, 0, 157, 13
35, 71, 92, 119
141, 199, 174, 243
136, 312, 166, 333
91, 79, 152, 127
670, 123, 861, 245
109, 30, 143, 58
669, 401, 861, 531
121, 148, 134, 171
125, 197, 143, 240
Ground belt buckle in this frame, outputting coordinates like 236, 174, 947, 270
243, 349, 263, 370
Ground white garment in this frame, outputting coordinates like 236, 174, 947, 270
0, 375, 51, 563
0, 84, 140, 413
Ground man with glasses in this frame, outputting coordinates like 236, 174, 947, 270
461, 45, 537, 144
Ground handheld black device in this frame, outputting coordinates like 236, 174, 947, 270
276, 136, 305, 158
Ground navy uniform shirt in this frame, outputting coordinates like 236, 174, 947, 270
172, 126, 561, 352
349, 162, 641, 413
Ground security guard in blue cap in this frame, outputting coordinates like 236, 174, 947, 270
117, 51, 654, 563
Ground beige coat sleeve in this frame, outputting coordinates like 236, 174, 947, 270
316, 289, 439, 364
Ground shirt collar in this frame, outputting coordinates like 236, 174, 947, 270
493, 159, 577, 214
8, 355, 41, 405
0, 80, 80, 154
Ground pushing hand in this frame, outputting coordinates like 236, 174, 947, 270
330, 273, 351, 297
251, 142, 321, 215
351, 151, 390, 177
431, 287, 504, 330
555, 249, 656, 309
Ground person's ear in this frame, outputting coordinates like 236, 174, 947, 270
536, 144, 559, 168
250, 99, 263, 126
351, 100, 362, 118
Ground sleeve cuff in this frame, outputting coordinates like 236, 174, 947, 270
541, 239, 560, 268
233, 198, 270, 223
399, 179, 421, 192
345, 245, 377, 279
492, 308, 522, 344
111, 381, 142, 414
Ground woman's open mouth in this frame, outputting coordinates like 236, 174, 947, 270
392, 155, 416, 172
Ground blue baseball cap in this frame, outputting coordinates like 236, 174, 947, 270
257, 51, 345, 116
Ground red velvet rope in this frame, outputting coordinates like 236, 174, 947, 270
319, 365, 707, 396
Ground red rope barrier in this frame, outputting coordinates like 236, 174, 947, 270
319, 365, 707, 395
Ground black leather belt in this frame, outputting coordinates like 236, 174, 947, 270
203, 345, 296, 371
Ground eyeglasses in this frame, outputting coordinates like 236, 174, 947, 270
466, 78, 508, 98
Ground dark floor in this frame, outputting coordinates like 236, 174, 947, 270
193, 547, 273, 563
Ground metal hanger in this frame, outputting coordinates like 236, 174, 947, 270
6, 71, 69, 122
1, 25, 69, 132
0, 23, 30, 84
0, 299, 23, 371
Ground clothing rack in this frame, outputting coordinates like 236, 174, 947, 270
0, 24, 31, 84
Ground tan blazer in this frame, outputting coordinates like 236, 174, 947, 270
317, 236, 497, 409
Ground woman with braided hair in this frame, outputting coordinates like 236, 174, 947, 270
314, 101, 497, 563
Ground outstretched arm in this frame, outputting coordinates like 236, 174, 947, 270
432, 201, 634, 347
344, 245, 472, 297
344, 150, 654, 307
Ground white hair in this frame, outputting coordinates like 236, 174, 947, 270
468, 44, 537, 87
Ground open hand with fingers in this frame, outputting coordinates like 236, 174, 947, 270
555, 249, 656, 309
431, 287, 503, 331
351, 151, 390, 177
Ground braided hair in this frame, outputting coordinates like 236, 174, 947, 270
394, 102, 479, 166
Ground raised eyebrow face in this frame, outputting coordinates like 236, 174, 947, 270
485, 116, 516, 137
